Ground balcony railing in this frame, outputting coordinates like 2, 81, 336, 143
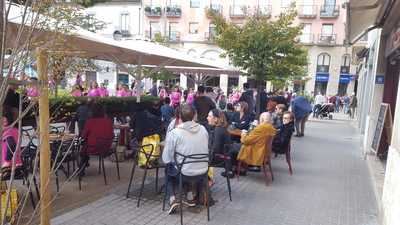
144, 5, 162, 17
255, 5, 272, 17
230, 5, 248, 18
340, 66, 350, 74
207, 4, 223, 17
168, 31, 181, 42
166, 5, 182, 17
317, 34, 337, 45
298, 5, 317, 18
320, 5, 340, 18
299, 33, 314, 44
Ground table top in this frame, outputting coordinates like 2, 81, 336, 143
114, 124, 130, 129
227, 128, 242, 137
48, 133, 76, 142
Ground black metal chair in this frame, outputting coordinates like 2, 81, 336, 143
162, 152, 210, 225
126, 143, 165, 207
50, 125, 65, 134
51, 138, 80, 192
78, 137, 120, 190
209, 144, 233, 201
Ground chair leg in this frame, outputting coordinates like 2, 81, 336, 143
98, 156, 102, 174
162, 174, 169, 211
101, 156, 107, 185
33, 175, 40, 200
286, 151, 293, 175
67, 161, 70, 178
126, 160, 137, 198
268, 159, 274, 181
179, 174, 183, 225
24, 177, 36, 208
236, 161, 241, 180
261, 164, 269, 186
137, 167, 148, 208
224, 160, 232, 201
55, 170, 60, 192
205, 176, 210, 221
155, 167, 159, 193
114, 151, 120, 180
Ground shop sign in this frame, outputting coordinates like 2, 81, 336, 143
315, 73, 329, 82
375, 75, 384, 84
339, 74, 351, 84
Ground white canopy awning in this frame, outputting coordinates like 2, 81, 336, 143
5, 3, 225, 69
348, 0, 384, 43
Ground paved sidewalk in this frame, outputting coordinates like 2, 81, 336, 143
51, 114, 379, 225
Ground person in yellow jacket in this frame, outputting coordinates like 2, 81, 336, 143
237, 112, 277, 167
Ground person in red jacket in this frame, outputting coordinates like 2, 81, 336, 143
80, 104, 114, 171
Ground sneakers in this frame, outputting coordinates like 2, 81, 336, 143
182, 199, 196, 207
168, 200, 180, 215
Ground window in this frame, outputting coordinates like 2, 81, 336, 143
169, 22, 179, 41
300, 23, 312, 43
209, 23, 217, 37
149, 21, 161, 39
317, 53, 331, 66
321, 24, 333, 35
189, 22, 199, 34
190, 0, 200, 8
120, 12, 130, 36
281, 0, 291, 8
341, 54, 351, 67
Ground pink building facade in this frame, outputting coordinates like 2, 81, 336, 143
142, 0, 363, 96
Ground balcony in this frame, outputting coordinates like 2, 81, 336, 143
320, 5, 340, 18
206, 4, 223, 17
255, 5, 272, 17
144, 5, 162, 17
298, 5, 317, 18
299, 33, 314, 45
317, 34, 337, 46
168, 31, 181, 42
166, 5, 182, 18
230, 5, 248, 18
340, 66, 350, 74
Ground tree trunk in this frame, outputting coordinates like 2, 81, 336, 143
255, 79, 263, 117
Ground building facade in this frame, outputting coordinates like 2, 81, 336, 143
141, 0, 359, 96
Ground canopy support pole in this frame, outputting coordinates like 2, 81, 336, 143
136, 56, 143, 103
37, 48, 51, 225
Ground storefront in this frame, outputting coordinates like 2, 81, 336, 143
338, 74, 352, 95
314, 72, 329, 94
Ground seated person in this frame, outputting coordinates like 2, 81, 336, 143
273, 104, 287, 129
80, 104, 114, 170
236, 112, 276, 172
207, 109, 231, 164
232, 101, 252, 130
1, 111, 23, 170
162, 104, 209, 214
272, 112, 295, 154
130, 101, 163, 142
224, 103, 237, 124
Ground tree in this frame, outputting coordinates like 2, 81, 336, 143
208, 5, 308, 113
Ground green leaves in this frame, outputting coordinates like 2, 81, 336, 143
209, 5, 308, 85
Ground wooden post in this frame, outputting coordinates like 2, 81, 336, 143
37, 48, 51, 225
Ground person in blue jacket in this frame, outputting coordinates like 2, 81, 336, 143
291, 94, 312, 137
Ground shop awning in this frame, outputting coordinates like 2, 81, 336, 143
339, 74, 352, 84
348, 0, 384, 43
315, 73, 329, 82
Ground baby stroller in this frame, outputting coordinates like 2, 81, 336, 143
317, 103, 334, 120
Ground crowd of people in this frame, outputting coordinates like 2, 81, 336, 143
313, 92, 358, 119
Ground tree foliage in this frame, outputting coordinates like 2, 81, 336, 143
208, 5, 308, 84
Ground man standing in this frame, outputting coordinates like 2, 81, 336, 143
291, 95, 312, 137
162, 104, 209, 214
349, 93, 358, 119
150, 82, 158, 97
239, 83, 255, 114
193, 86, 216, 128
313, 92, 326, 117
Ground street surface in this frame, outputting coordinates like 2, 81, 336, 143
51, 114, 379, 225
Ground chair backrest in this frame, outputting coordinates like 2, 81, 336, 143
263, 135, 274, 164
174, 152, 209, 173
50, 125, 65, 134
137, 143, 162, 160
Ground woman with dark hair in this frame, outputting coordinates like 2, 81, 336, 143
80, 104, 114, 169
1, 111, 22, 169
207, 109, 231, 157
233, 101, 252, 130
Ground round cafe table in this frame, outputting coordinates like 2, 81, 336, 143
227, 128, 242, 137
